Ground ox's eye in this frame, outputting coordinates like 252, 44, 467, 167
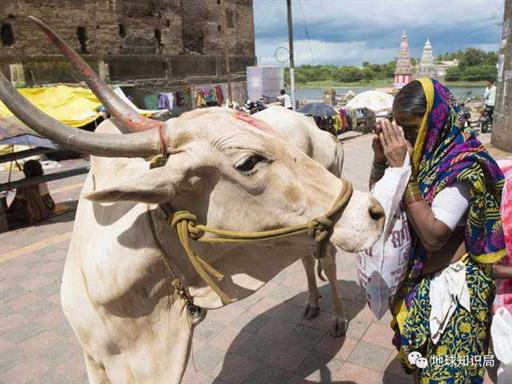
235, 154, 267, 173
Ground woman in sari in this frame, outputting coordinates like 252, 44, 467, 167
7, 159, 55, 225
370, 78, 506, 383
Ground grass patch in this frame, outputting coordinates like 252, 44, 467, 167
295, 79, 392, 88
443, 81, 488, 87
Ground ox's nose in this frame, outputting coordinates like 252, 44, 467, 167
369, 200, 385, 222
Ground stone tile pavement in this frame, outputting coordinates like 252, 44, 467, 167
0, 134, 502, 384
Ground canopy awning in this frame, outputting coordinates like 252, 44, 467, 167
345, 91, 394, 115
0, 85, 102, 129
0, 84, 103, 148
0, 84, 167, 149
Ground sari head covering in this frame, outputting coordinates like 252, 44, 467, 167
412, 78, 506, 263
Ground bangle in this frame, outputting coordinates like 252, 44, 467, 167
372, 158, 387, 170
404, 179, 422, 205
371, 160, 387, 179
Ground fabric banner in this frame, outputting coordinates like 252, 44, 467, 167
0, 85, 102, 129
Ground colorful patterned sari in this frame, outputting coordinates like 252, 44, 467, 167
391, 79, 506, 383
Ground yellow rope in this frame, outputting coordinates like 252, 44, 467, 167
169, 181, 353, 305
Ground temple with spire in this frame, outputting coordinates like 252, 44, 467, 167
393, 31, 413, 88
418, 38, 437, 79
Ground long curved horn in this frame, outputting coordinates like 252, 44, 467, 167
0, 73, 161, 158
28, 16, 164, 133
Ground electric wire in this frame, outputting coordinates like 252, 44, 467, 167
297, 0, 316, 65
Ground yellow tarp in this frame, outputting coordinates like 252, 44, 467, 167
0, 85, 102, 128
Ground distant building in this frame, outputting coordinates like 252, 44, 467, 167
394, 31, 413, 88
418, 38, 437, 79
435, 59, 459, 79
0, 0, 256, 92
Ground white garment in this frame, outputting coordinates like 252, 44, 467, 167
484, 85, 496, 107
278, 94, 292, 109
429, 260, 470, 345
497, 363, 512, 384
431, 183, 470, 230
491, 308, 512, 365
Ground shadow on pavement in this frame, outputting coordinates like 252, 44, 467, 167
5, 200, 77, 230
212, 280, 366, 384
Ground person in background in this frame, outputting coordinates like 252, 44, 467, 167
277, 89, 292, 110
484, 80, 496, 123
370, 79, 506, 383
7, 159, 55, 225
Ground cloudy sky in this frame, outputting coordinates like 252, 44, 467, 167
253, 0, 504, 66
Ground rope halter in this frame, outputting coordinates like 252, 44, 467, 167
161, 180, 353, 306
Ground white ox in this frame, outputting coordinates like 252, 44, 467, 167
0, 17, 385, 384
63, 108, 382, 383
255, 106, 349, 333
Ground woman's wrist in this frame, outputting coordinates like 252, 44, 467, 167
404, 179, 422, 205
371, 157, 387, 180
373, 155, 387, 166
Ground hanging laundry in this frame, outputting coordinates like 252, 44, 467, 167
334, 114, 342, 135
195, 88, 206, 108
158, 92, 174, 110
214, 85, 224, 106
193, 86, 225, 108
144, 94, 159, 110
349, 109, 358, 130
175, 91, 185, 107
339, 109, 349, 131
204, 88, 217, 106
182, 87, 192, 107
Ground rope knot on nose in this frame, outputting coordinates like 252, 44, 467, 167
308, 216, 334, 242
170, 211, 204, 240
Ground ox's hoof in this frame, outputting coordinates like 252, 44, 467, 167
302, 304, 320, 320
330, 316, 348, 337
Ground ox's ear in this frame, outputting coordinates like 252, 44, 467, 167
84, 166, 187, 203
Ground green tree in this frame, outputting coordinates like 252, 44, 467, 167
338, 66, 364, 82
445, 67, 462, 81
459, 48, 485, 68
461, 65, 497, 81
288, 48, 497, 85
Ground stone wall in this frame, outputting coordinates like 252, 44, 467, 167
0, 0, 256, 87
0, 0, 183, 56
492, 0, 512, 152
181, 0, 254, 57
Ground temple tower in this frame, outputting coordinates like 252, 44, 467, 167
418, 38, 437, 79
393, 30, 413, 88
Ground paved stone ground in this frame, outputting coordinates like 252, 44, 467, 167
0, 133, 505, 384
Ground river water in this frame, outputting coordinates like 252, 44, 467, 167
295, 85, 485, 100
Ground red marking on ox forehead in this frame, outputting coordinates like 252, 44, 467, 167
235, 112, 275, 134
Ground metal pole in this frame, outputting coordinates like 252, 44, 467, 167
286, 0, 296, 110
222, 8, 233, 107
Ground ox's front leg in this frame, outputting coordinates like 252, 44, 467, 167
320, 249, 348, 337
301, 254, 321, 319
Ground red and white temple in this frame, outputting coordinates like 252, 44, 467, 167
394, 31, 413, 88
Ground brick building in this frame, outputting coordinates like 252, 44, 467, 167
0, 0, 256, 95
